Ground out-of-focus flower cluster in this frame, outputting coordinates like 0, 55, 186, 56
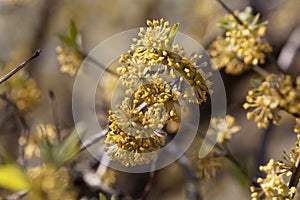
251, 134, 300, 199
18, 124, 57, 160
104, 19, 212, 167
244, 74, 300, 130
189, 149, 222, 180
189, 115, 240, 179
250, 159, 296, 200
207, 114, 241, 144
208, 7, 272, 75
56, 45, 82, 77
27, 165, 77, 200
0, 65, 40, 112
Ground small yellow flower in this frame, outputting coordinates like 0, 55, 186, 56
207, 115, 240, 144
56, 45, 82, 76
189, 149, 222, 180
22, 124, 57, 160
208, 7, 272, 75
27, 165, 77, 200
244, 74, 300, 129
251, 159, 295, 200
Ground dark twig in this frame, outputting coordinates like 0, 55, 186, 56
48, 90, 60, 141
224, 147, 259, 187
79, 129, 108, 153
80, 52, 119, 77
0, 50, 41, 84
255, 124, 273, 178
215, 0, 244, 25
178, 155, 202, 200
0, 94, 29, 166
138, 158, 157, 200
289, 157, 300, 198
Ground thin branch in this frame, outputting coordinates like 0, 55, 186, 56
255, 124, 273, 178
252, 65, 270, 77
178, 155, 203, 200
80, 52, 119, 77
48, 90, 60, 141
0, 94, 29, 166
137, 158, 157, 200
0, 50, 41, 84
289, 156, 300, 198
79, 129, 108, 153
224, 146, 259, 187
215, 0, 244, 25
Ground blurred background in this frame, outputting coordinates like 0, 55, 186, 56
0, 0, 300, 199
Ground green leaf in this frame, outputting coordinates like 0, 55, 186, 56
0, 164, 30, 191
250, 79, 262, 88
41, 136, 55, 165
168, 23, 179, 47
251, 13, 260, 26
69, 20, 78, 42
55, 128, 81, 167
99, 193, 107, 200
57, 34, 74, 47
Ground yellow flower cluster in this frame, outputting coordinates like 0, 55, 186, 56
207, 115, 240, 144
19, 124, 57, 160
189, 115, 239, 179
119, 19, 211, 104
104, 83, 173, 166
277, 134, 300, 177
27, 165, 77, 200
105, 125, 164, 167
244, 74, 300, 130
250, 159, 296, 200
208, 7, 272, 75
189, 150, 222, 180
104, 19, 212, 167
0, 66, 40, 112
56, 45, 82, 77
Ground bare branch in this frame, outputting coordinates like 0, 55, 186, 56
0, 94, 29, 166
79, 129, 108, 153
215, 0, 244, 25
48, 90, 61, 141
0, 50, 41, 84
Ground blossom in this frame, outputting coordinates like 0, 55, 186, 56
104, 118, 165, 167
250, 159, 296, 200
27, 165, 77, 200
189, 150, 222, 180
244, 74, 300, 129
208, 7, 272, 75
56, 45, 82, 76
19, 124, 57, 160
104, 19, 212, 167
207, 115, 240, 144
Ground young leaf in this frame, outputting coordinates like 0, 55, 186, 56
69, 20, 78, 43
250, 79, 262, 88
41, 136, 55, 166
0, 164, 30, 191
55, 128, 81, 167
99, 193, 107, 200
57, 34, 74, 47
168, 23, 179, 47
